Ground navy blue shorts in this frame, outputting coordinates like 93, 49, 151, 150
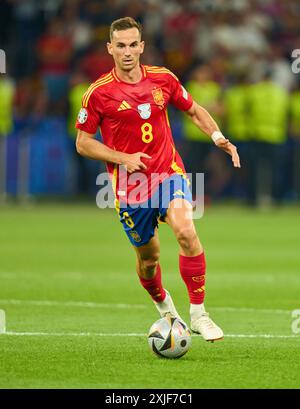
117, 174, 192, 247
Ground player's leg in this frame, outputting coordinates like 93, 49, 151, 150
117, 201, 183, 320
133, 228, 183, 320
165, 198, 223, 341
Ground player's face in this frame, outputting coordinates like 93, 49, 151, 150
107, 28, 144, 72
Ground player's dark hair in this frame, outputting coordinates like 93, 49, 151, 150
110, 17, 142, 41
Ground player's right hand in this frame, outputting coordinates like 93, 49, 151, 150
215, 138, 241, 168
121, 152, 152, 173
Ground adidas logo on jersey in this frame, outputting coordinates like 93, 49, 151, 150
117, 100, 131, 111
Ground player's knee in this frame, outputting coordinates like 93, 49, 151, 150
176, 226, 198, 252
140, 256, 159, 279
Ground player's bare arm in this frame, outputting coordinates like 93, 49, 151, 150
76, 129, 151, 173
186, 100, 241, 168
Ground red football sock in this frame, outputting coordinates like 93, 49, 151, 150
179, 252, 206, 304
138, 264, 166, 303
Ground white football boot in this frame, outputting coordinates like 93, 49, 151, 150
190, 304, 223, 342
154, 290, 184, 322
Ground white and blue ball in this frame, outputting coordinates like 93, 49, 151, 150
148, 315, 191, 359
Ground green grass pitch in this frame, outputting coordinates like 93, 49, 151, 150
0, 203, 300, 389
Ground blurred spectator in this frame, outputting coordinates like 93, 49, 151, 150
121, 0, 145, 23
0, 0, 13, 47
142, 0, 164, 51
67, 70, 100, 195
141, 43, 164, 67
11, 0, 44, 78
0, 74, 15, 201
14, 75, 48, 121
289, 81, 300, 200
68, 71, 89, 137
223, 71, 252, 201
81, 0, 120, 26
59, 0, 92, 53
79, 40, 113, 82
37, 17, 73, 103
269, 44, 297, 91
163, 1, 200, 76
211, 10, 269, 56
182, 64, 223, 198
14, 77, 35, 120
247, 71, 289, 205
0, 76, 15, 135
224, 73, 249, 143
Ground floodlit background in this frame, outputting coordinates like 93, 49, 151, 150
0, 0, 300, 204
0, 0, 300, 389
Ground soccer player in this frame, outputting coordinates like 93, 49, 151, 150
75, 17, 240, 341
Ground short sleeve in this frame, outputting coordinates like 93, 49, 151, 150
169, 76, 193, 111
75, 91, 101, 135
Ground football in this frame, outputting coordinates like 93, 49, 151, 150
148, 314, 191, 358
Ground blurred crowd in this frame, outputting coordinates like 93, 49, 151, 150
1, 0, 300, 205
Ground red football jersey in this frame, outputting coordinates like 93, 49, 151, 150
76, 65, 193, 204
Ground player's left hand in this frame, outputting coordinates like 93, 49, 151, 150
215, 138, 241, 168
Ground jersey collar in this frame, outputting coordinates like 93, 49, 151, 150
112, 65, 147, 84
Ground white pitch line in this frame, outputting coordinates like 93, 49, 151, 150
0, 299, 294, 315
3, 331, 146, 337
225, 334, 298, 339
211, 307, 291, 315
0, 299, 146, 310
1, 331, 298, 339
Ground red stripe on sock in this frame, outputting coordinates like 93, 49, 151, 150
179, 252, 206, 304
139, 264, 166, 302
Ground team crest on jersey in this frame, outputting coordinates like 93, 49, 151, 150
77, 108, 88, 124
137, 103, 151, 119
152, 87, 165, 107
129, 230, 141, 242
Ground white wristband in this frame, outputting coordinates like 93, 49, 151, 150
211, 131, 225, 143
